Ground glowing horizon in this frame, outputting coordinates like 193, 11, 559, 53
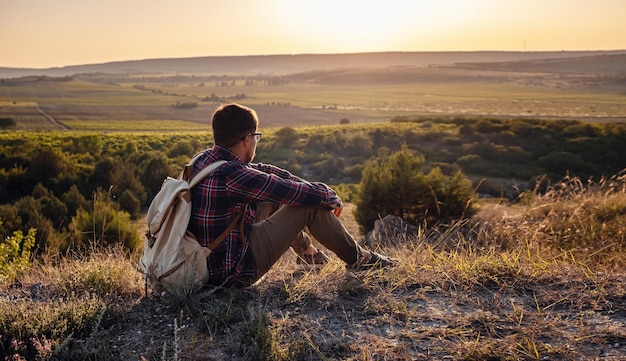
1, 0, 625, 69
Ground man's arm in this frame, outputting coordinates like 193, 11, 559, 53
251, 162, 307, 183
226, 164, 342, 210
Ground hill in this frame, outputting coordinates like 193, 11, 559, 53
2, 50, 626, 78
453, 52, 626, 75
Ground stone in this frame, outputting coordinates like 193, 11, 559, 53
365, 214, 419, 248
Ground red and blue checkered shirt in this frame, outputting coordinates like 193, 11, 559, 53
188, 145, 342, 286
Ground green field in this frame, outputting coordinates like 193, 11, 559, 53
1, 61, 625, 131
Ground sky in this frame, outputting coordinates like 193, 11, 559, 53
1, 0, 625, 69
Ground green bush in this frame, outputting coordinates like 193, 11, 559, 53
0, 222, 36, 284
66, 190, 139, 252
536, 151, 598, 178
0, 117, 16, 129
275, 126, 300, 148
354, 145, 477, 232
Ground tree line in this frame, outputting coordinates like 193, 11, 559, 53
0, 117, 624, 256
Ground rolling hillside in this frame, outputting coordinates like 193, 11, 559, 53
1, 50, 625, 131
2, 50, 626, 78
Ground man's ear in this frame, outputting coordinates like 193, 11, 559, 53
241, 133, 250, 146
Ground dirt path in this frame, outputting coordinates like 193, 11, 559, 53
35, 104, 69, 130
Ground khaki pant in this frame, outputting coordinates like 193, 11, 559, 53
248, 203, 364, 281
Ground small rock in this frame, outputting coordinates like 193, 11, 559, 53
365, 214, 419, 248
30, 283, 42, 298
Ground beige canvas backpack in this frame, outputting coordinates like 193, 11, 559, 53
140, 155, 239, 295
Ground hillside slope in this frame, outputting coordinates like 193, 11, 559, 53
2, 50, 625, 78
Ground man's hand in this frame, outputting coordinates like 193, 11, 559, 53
333, 204, 343, 218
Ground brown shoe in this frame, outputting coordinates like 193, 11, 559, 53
295, 250, 330, 270
350, 251, 396, 271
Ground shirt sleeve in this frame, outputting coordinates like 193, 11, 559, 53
225, 163, 342, 209
251, 162, 306, 182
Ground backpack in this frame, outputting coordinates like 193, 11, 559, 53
140, 154, 238, 295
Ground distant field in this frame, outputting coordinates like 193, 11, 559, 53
0, 102, 57, 130
1, 60, 625, 131
60, 119, 210, 131
177, 81, 626, 118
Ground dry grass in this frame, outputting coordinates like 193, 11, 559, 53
474, 170, 626, 267
2, 172, 626, 360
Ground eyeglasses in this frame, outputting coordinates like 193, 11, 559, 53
243, 132, 262, 142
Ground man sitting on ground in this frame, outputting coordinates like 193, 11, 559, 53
189, 103, 394, 287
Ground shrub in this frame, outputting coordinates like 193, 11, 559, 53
457, 154, 489, 174
66, 190, 140, 252
0, 223, 36, 284
354, 145, 476, 232
275, 126, 300, 148
344, 134, 373, 157
172, 101, 198, 109
167, 142, 195, 158
473, 119, 508, 134
0, 117, 16, 129
536, 151, 598, 178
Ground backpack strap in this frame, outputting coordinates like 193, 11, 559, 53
184, 154, 227, 187
207, 205, 247, 251
180, 152, 204, 181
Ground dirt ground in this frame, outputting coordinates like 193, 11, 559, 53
112, 204, 626, 361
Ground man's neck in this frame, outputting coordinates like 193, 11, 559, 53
227, 144, 248, 162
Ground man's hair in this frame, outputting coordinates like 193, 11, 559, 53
212, 103, 259, 147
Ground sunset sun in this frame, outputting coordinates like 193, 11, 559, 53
270, 1, 477, 52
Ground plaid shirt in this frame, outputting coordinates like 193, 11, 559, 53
188, 145, 342, 286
